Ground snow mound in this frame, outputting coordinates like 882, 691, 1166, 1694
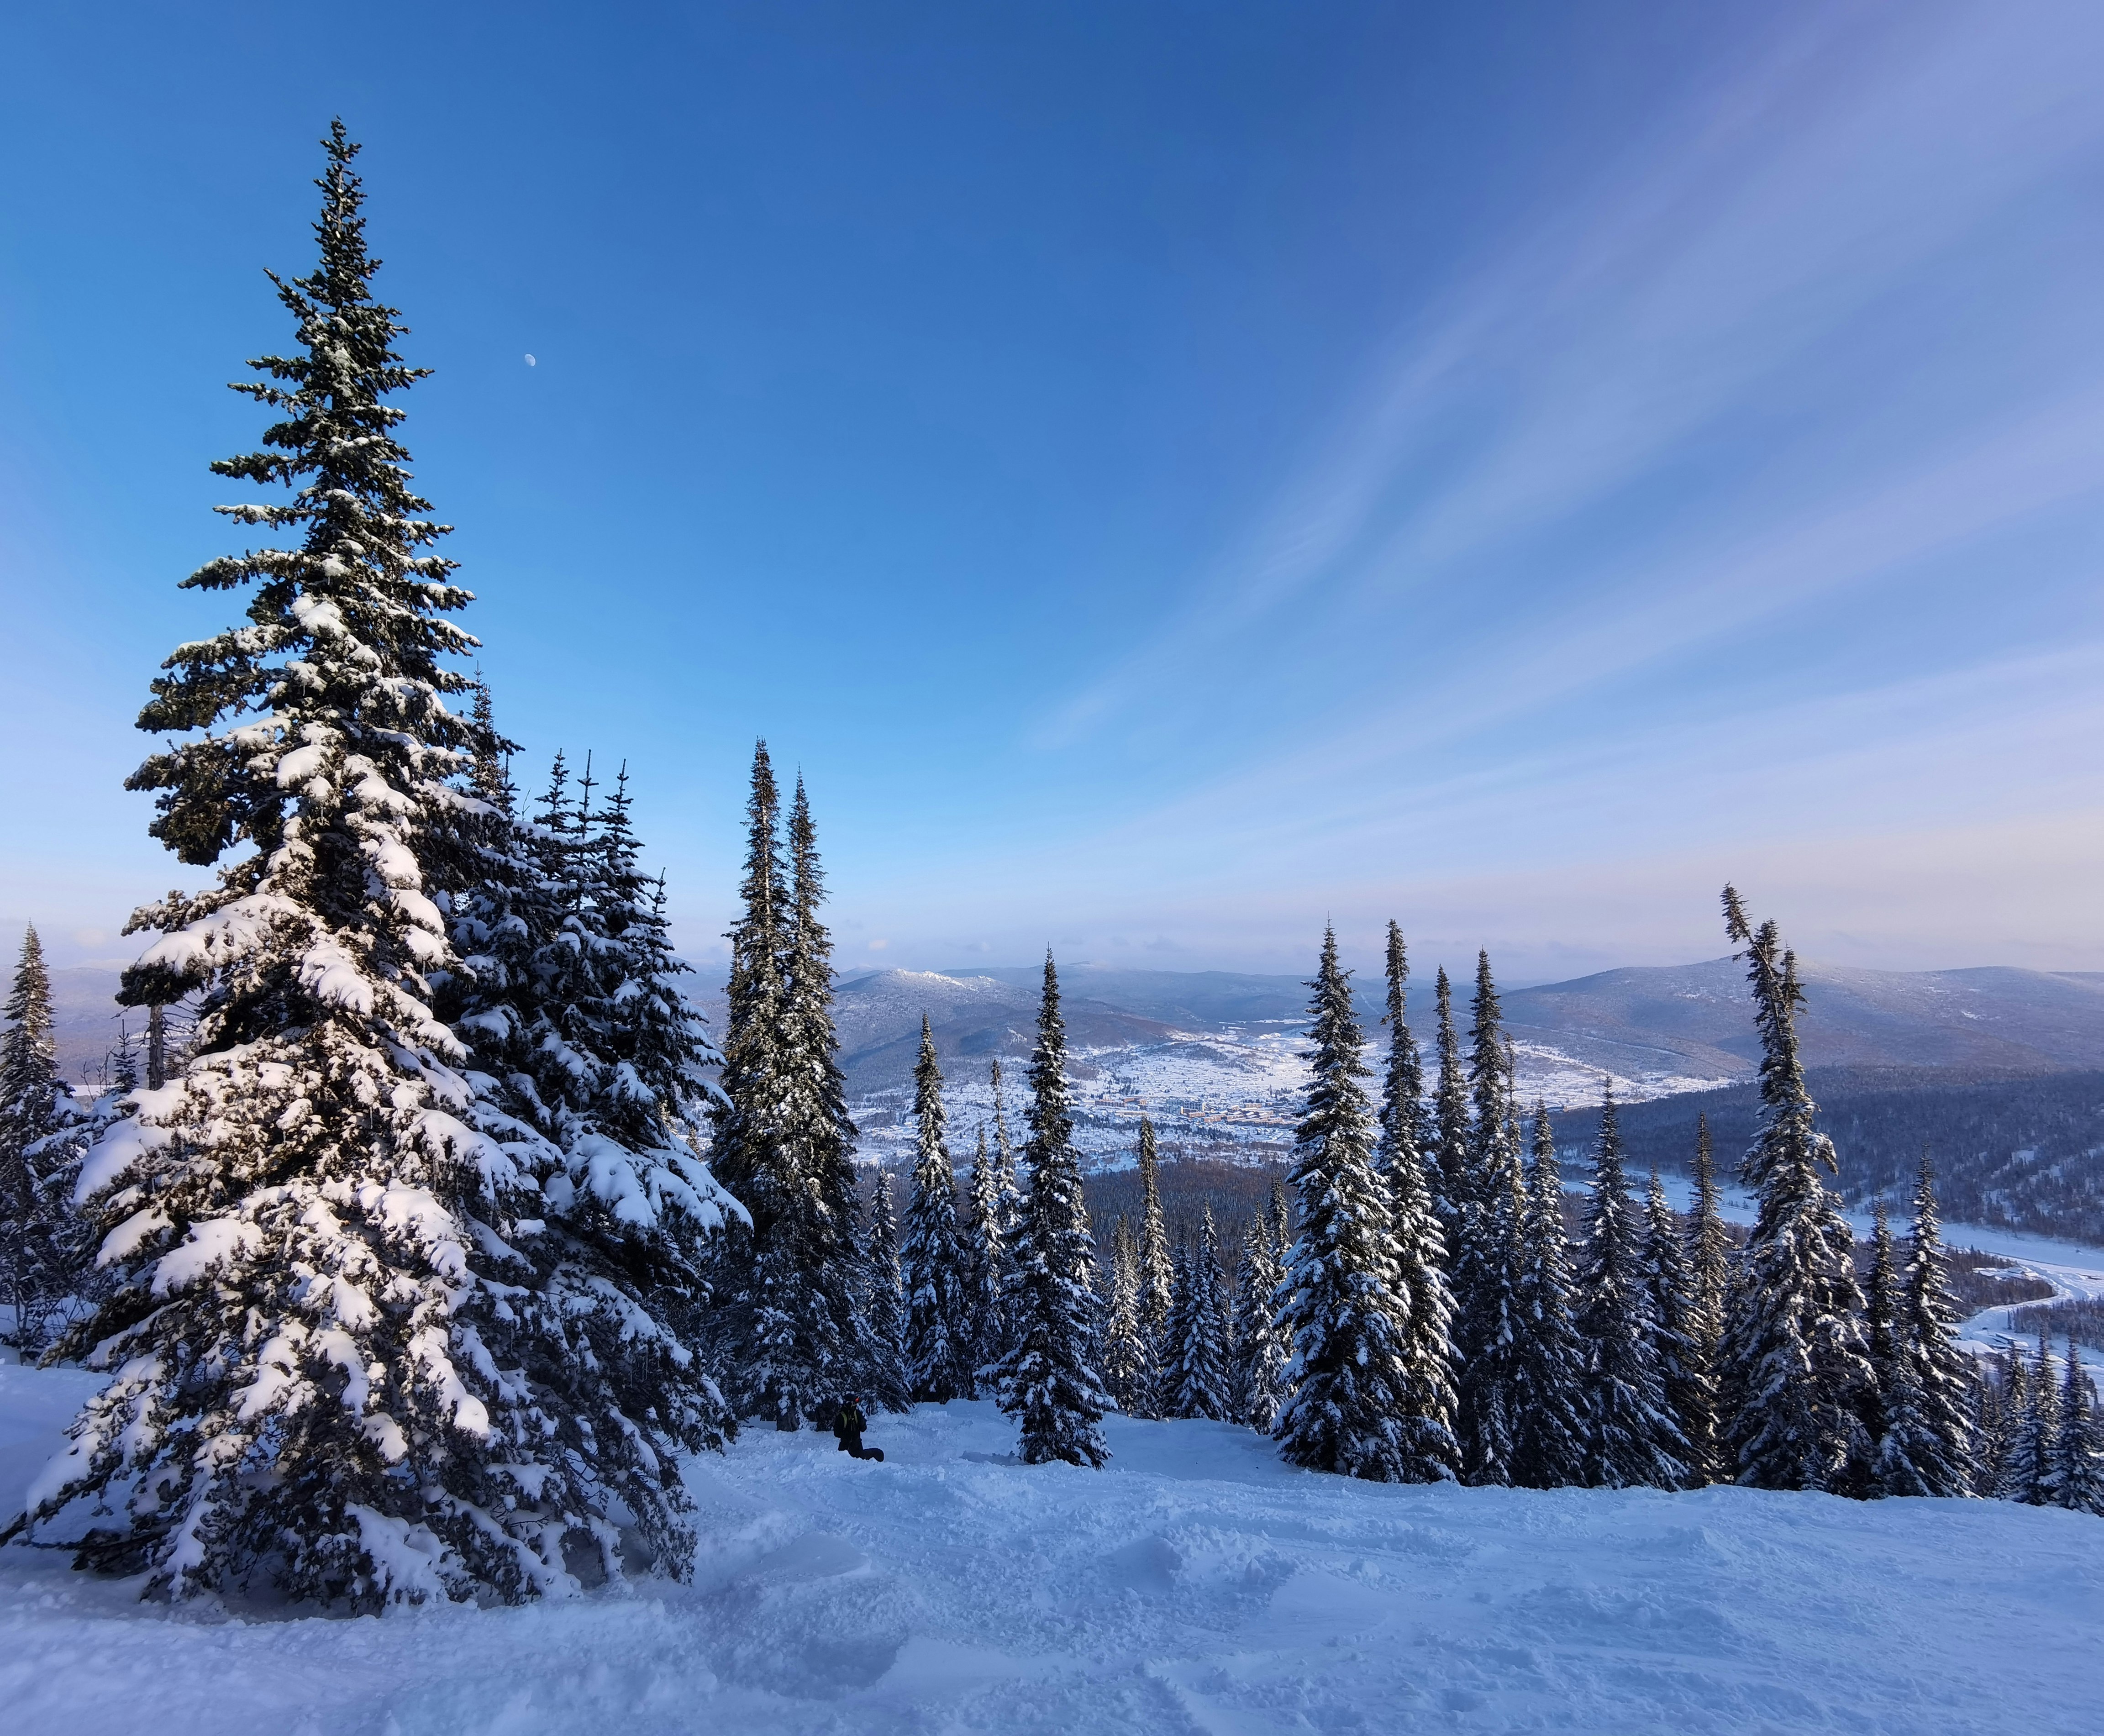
2, 1369, 2099, 1734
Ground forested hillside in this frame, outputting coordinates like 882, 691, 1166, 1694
1559, 1068, 2104, 1241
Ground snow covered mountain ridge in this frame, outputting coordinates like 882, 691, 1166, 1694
830, 957, 2104, 1169
42, 953, 2102, 1173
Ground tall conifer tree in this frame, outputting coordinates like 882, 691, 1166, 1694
545, 762, 733, 1348
1574, 1089, 1688, 1489
587, 767, 718, 1148
1167, 1212, 1231, 1420
2002, 1333, 2060, 1505
960, 1124, 1009, 1395
2052, 1345, 2103, 1515
1882, 1155, 1975, 1497
712, 745, 835, 1428
779, 776, 873, 1411
1642, 1170, 1710, 1487
1431, 968, 1469, 1247
1, 926, 85, 1349
989, 956, 1109, 1466
1716, 887, 1877, 1494
1376, 923, 1429, 1184
1376, 922, 1460, 1480
1872, 1339, 1938, 1499
902, 1018, 970, 1402
32, 130, 726, 1604
863, 1170, 908, 1398
1682, 1113, 1733, 1482
1160, 1238, 1198, 1418
987, 1057, 1022, 1341
1274, 930, 1419, 1481
1865, 1205, 1900, 1402
1982, 1341, 2027, 1497
447, 741, 738, 1357
1510, 1105, 1585, 1489
1135, 1119, 1175, 1339
1456, 952, 1525, 1486
1099, 1219, 1150, 1414
1233, 1209, 1290, 1432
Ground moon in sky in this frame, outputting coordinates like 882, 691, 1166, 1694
524, 353, 537, 367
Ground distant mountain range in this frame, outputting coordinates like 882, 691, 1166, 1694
925, 957, 2104, 1089
39, 952, 2099, 1242
44, 954, 2104, 1115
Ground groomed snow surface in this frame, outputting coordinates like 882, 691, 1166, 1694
3, 1363, 2099, 1735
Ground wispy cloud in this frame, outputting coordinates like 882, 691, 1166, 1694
962, 0, 2104, 973
1040, 0, 2104, 760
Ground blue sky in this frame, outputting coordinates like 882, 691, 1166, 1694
3, 0, 2100, 984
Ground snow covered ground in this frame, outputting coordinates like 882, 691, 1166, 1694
3, 1368, 2100, 1735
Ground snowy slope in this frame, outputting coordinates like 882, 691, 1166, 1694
2, 1370, 2099, 1735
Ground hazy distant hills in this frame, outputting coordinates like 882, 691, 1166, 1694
43, 955, 2104, 1105
829, 968, 1173, 1097
939, 958, 2104, 1087
1503, 959, 2104, 1085
47, 968, 142, 1087
938, 965, 1315, 1030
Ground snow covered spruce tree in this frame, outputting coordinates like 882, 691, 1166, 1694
588, 766, 721, 1151
1, 924, 92, 1351
2051, 1345, 2103, 1515
1876, 1155, 1975, 1498
863, 1170, 909, 1397
1159, 1238, 1197, 1417
1204, 1209, 1236, 1403
1979, 1341, 2025, 1497
470, 751, 738, 1356
1456, 952, 1525, 1486
433, 736, 743, 1551
1573, 1089, 1688, 1489
1716, 886, 1877, 1494
1373, 924, 1428, 1192
1865, 1205, 1900, 1397
1273, 929, 1420, 1481
1167, 1212, 1231, 1420
2001, 1333, 2061, 1506
779, 776, 882, 1411
710, 744, 837, 1428
1374, 921, 1460, 1479
984, 1058, 1023, 1352
1509, 1105, 1584, 1489
25, 128, 729, 1605
989, 955, 1110, 1466
960, 1125, 1009, 1394
1430, 967, 1469, 1247
1643, 1170, 1711, 1485
903, 1017, 970, 1403
1099, 1217, 1151, 1413
1681, 1113, 1734, 1483
1135, 1114, 1175, 1407
1233, 1209, 1290, 1431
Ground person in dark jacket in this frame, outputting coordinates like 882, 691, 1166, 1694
832, 1396, 883, 1461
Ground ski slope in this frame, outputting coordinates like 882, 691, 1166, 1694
2, 1366, 2099, 1735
